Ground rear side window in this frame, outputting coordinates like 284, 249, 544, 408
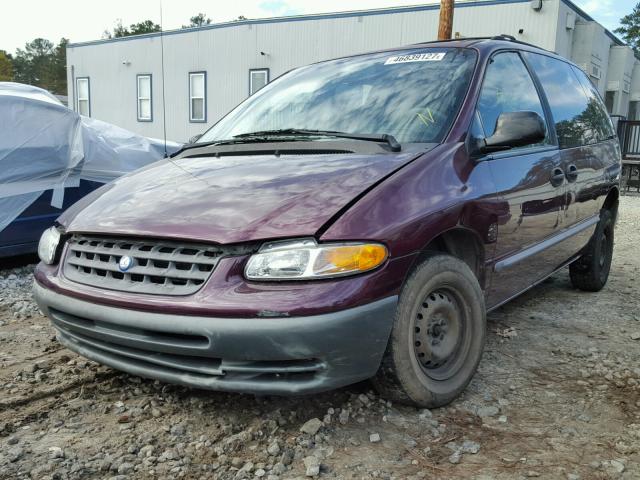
524, 53, 606, 148
477, 52, 549, 146
570, 65, 615, 141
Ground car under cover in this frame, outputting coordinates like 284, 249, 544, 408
58, 150, 425, 244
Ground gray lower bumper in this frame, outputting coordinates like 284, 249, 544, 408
33, 282, 397, 395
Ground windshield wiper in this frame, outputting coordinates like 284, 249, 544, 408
171, 131, 327, 156
232, 129, 402, 152
172, 129, 402, 156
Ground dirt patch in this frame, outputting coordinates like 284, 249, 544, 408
1, 197, 639, 479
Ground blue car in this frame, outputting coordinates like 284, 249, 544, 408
0, 82, 179, 259
0, 180, 103, 258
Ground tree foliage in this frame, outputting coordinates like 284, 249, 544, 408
183, 13, 212, 28
103, 19, 161, 39
0, 50, 13, 81
615, 3, 640, 54
10, 38, 68, 94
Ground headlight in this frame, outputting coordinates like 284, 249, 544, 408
38, 226, 63, 265
245, 239, 388, 280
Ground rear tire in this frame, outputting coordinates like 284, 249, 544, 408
373, 254, 485, 408
569, 209, 614, 292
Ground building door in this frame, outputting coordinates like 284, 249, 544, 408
474, 52, 566, 308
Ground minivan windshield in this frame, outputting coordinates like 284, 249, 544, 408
198, 48, 477, 145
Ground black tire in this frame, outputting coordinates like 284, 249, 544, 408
373, 254, 486, 408
569, 208, 614, 292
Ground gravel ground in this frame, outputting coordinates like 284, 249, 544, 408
0, 196, 639, 480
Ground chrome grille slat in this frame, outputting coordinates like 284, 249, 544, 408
63, 235, 224, 295
68, 244, 220, 264
66, 257, 211, 280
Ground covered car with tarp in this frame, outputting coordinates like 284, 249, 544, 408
0, 82, 180, 257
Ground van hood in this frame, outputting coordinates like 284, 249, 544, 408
60, 151, 424, 244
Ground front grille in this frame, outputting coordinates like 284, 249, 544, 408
63, 235, 225, 295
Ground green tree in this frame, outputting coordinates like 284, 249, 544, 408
48, 38, 68, 95
128, 20, 161, 36
112, 19, 129, 38
183, 13, 211, 28
104, 19, 161, 38
0, 50, 13, 81
615, 3, 640, 54
9, 38, 67, 94
13, 38, 55, 87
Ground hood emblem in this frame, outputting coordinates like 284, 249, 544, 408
119, 255, 134, 272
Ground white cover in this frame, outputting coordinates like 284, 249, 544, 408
0, 82, 181, 233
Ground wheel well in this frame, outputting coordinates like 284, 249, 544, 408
602, 187, 619, 222
419, 229, 486, 288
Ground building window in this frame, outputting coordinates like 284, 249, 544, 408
249, 69, 269, 95
137, 74, 152, 122
76, 77, 90, 116
189, 72, 206, 122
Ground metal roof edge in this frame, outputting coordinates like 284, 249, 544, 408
67, 0, 530, 48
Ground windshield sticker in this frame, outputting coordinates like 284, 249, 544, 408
384, 52, 446, 65
417, 110, 436, 126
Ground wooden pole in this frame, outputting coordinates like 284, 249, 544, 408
438, 0, 454, 40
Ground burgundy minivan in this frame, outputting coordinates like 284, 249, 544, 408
34, 37, 620, 407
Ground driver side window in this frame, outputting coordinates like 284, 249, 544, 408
477, 52, 550, 147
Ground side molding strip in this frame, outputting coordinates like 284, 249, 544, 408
494, 214, 599, 272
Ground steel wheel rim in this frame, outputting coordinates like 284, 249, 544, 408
599, 226, 612, 281
412, 287, 469, 381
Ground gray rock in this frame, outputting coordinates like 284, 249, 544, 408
8, 446, 24, 462
267, 441, 281, 456
303, 456, 320, 477
170, 423, 186, 436
477, 405, 499, 418
609, 460, 625, 473
448, 451, 461, 464
300, 418, 323, 435
418, 409, 433, 420
280, 449, 294, 466
339, 409, 350, 425
117, 462, 134, 474
48, 446, 64, 459
461, 440, 480, 454
369, 433, 381, 443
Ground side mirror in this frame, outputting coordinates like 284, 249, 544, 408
188, 133, 203, 144
483, 111, 546, 152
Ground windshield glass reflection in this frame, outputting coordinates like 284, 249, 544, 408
199, 48, 477, 145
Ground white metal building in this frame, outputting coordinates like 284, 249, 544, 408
66, 0, 639, 143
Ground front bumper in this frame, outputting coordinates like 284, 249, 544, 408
34, 281, 397, 395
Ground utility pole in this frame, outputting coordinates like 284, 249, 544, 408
437, 0, 454, 40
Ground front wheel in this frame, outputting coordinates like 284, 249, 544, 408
569, 208, 614, 292
373, 254, 486, 407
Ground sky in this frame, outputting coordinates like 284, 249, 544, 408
0, 0, 636, 54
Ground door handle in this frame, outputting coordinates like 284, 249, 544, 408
550, 167, 565, 187
566, 164, 578, 182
